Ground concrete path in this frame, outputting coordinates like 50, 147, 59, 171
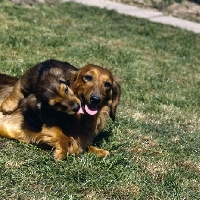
63, 0, 200, 34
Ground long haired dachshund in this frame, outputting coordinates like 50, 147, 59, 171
0, 60, 121, 160
0, 60, 79, 115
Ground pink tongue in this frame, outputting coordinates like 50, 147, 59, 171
78, 106, 84, 114
85, 104, 98, 115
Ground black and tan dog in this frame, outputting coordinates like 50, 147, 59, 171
0, 60, 121, 160
0, 60, 80, 115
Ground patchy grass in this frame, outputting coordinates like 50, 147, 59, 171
0, 0, 200, 199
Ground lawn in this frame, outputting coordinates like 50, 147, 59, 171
0, 0, 200, 199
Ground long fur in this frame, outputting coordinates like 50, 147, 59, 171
0, 59, 78, 114
0, 60, 121, 160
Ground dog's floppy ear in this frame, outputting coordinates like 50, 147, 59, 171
109, 76, 122, 121
67, 70, 79, 86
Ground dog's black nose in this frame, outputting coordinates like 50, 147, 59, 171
72, 103, 80, 112
90, 95, 101, 105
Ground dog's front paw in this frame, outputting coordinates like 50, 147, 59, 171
53, 137, 80, 160
88, 146, 110, 157
0, 99, 18, 114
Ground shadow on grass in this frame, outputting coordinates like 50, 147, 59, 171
93, 130, 112, 146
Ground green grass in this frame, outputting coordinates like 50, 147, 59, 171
0, 0, 200, 199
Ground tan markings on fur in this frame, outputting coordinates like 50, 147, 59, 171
0, 80, 24, 114
59, 83, 74, 96
49, 68, 63, 76
59, 83, 67, 94
49, 83, 81, 113
0, 86, 14, 102
49, 97, 63, 106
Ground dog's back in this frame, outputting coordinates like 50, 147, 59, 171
0, 73, 18, 86
21, 59, 78, 95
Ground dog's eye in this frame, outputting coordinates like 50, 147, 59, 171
104, 81, 111, 88
84, 75, 93, 82
59, 79, 66, 84
66, 80, 71, 86
65, 87, 68, 94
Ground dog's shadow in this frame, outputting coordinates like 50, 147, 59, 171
92, 130, 112, 146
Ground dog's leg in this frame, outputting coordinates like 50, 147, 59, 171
88, 146, 110, 157
30, 127, 80, 160
87, 106, 110, 157
95, 106, 110, 135
53, 136, 80, 160
0, 80, 24, 114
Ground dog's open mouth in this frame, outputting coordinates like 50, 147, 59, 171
78, 96, 98, 115
78, 104, 98, 115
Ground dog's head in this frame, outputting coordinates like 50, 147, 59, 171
71, 64, 121, 120
37, 75, 81, 115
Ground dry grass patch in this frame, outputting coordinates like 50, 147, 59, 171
183, 160, 200, 174
5, 160, 26, 169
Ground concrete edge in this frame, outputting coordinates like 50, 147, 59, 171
63, 0, 200, 34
